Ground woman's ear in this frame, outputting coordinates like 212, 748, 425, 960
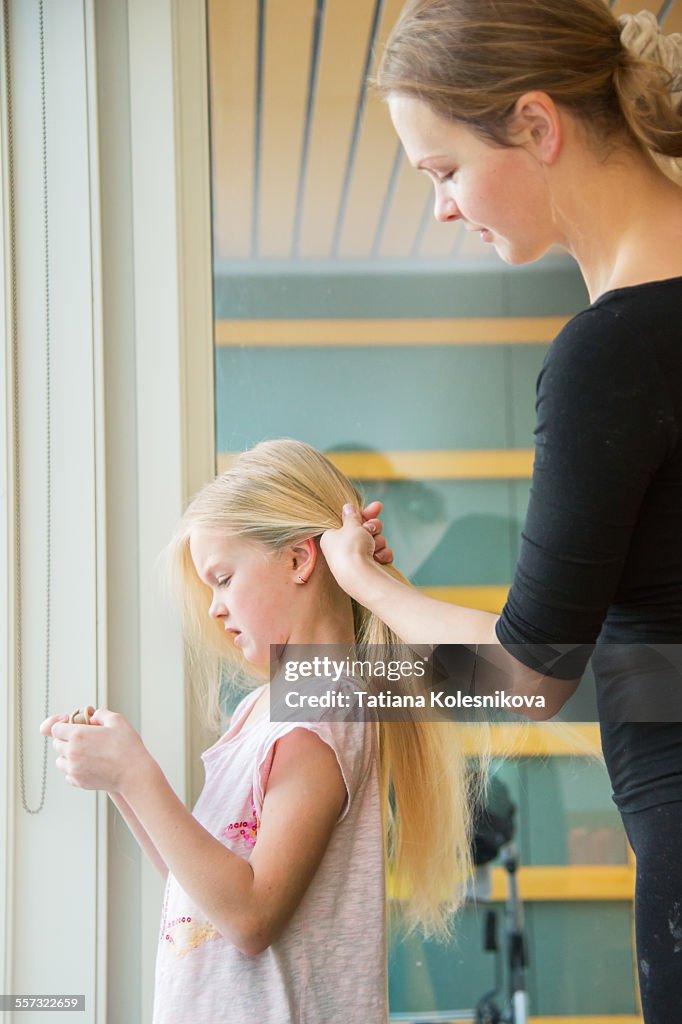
290, 537, 318, 584
510, 91, 562, 165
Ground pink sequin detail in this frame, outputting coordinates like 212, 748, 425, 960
222, 797, 260, 847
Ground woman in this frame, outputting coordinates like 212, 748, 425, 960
320, 2, 682, 1021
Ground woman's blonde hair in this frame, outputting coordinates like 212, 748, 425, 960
163, 438, 489, 939
376, 0, 682, 171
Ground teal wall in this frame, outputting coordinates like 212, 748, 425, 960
492, 758, 627, 868
214, 267, 578, 592
389, 902, 636, 1016
214, 264, 588, 319
388, 756, 632, 1018
215, 344, 551, 454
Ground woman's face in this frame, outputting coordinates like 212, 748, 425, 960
388, 94, 557, 265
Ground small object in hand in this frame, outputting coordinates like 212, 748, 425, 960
69, 705, 96, 725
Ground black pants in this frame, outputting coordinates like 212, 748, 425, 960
621, 801, 682, 1024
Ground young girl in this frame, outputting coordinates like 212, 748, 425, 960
41, 439, 486, 1024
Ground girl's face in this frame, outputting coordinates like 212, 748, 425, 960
388, 94, 557, 265
189, 528, 300, 666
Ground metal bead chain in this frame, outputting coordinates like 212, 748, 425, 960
5, 0, 53, 814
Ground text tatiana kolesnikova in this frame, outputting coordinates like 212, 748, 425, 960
282, 686, 546, 712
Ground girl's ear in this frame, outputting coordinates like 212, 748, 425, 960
290, 537, 318, 583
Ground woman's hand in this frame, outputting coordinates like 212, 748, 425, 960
321, 503, 389, 600
361, 500, 394, 567
39, 708, 154, 796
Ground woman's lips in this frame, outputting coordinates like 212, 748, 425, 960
466, 225, 493, 242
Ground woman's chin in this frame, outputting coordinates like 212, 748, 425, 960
496, 237, 553, 266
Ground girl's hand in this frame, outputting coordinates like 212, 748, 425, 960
40, 708, 153, 796
39, 712, 69, 735
321, 504, 387, 599
361, 500, 394, 567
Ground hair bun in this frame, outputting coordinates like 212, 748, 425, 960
618, 10, 682, 100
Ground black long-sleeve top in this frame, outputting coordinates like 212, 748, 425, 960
495, 276, 682, 811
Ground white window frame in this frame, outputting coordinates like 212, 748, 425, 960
1, 0, 215, 1019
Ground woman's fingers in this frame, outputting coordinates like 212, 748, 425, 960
362, 518, 383, 537
361, 500, 382, 521
359, 500, 394, 565
374, 547, 394, 565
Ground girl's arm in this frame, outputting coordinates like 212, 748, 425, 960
108, 790, 169, 881
108, 710, 235, 883
119, 722, 346, 956
47, 709, 345, 954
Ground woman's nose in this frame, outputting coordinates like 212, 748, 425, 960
433, 188, 460, 223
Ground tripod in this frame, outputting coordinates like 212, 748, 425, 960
475, 842, 530, 1024
390, 842, 531, 1024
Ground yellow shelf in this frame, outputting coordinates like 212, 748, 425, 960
489, 865, 634, 902
389, 865, 634, 903
394, 1019, 641, 1024
394, 1018, 641, 1024
531, 1018, 642, 1024
215, 316, 568, 347
217, 449, 534, 480
421, 585, 509, 613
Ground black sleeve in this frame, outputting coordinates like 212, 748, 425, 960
495, 306, 670, 679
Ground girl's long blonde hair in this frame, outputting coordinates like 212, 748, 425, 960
163, 438, 489, 939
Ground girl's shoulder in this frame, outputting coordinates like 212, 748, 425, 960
252, 681, 378, 824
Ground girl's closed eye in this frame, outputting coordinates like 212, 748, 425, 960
217, 575, 232, 588
423, 167, 457, 183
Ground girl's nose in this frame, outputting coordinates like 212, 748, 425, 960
433, 189, 460, 223
208, 594, 224, 619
